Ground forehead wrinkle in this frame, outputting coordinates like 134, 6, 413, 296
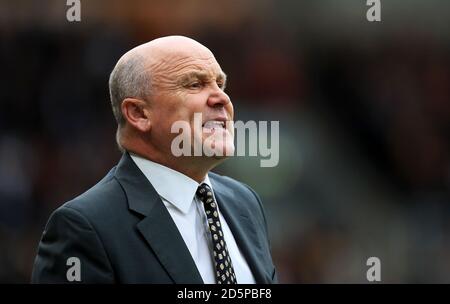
169, 56, 218, 75
154, 58, 223, 88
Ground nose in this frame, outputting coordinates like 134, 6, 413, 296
207, 84, 231, 108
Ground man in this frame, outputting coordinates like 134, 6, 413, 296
31, 36, 277, 284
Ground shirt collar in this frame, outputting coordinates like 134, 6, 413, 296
130, 153, 213, 214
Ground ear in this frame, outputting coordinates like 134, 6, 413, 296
121, 98, 152, 132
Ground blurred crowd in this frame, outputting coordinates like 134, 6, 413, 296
0, 0, 449, 283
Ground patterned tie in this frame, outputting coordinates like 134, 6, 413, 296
196, 183, 237, 284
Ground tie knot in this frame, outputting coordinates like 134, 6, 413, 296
196, 184, 214, 204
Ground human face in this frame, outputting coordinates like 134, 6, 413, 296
147, 47, 234, 160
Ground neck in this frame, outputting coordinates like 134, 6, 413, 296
122, 132, 228, 182
125, 145, 224, 184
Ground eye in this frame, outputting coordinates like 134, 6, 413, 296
187, 82, 203, 89
216, 81, 225, 90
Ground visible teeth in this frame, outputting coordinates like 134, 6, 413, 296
203, 121, 225, 129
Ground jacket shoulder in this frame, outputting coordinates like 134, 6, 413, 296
60, 167, 127, 222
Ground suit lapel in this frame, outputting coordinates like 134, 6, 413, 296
136, 210, 204, 284
211, 178, 271, 284
114, 153, 203, 284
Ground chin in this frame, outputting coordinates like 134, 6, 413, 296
201, 131, 235, 157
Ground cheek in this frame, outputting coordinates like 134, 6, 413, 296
187, 94, 209, 118
158, 92, 208, 128
157, 93, 191, 121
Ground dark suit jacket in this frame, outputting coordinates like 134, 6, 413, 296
31, 152, 277, 283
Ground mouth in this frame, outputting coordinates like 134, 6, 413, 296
202, 120, 226, 131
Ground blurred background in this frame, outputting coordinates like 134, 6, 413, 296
0, 0, 449, 283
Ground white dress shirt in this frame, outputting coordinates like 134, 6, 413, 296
130, 153, 256, 284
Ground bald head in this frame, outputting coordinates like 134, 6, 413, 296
120, 36, 214, 68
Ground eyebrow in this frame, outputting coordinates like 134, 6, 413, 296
179, 71, 227, 85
